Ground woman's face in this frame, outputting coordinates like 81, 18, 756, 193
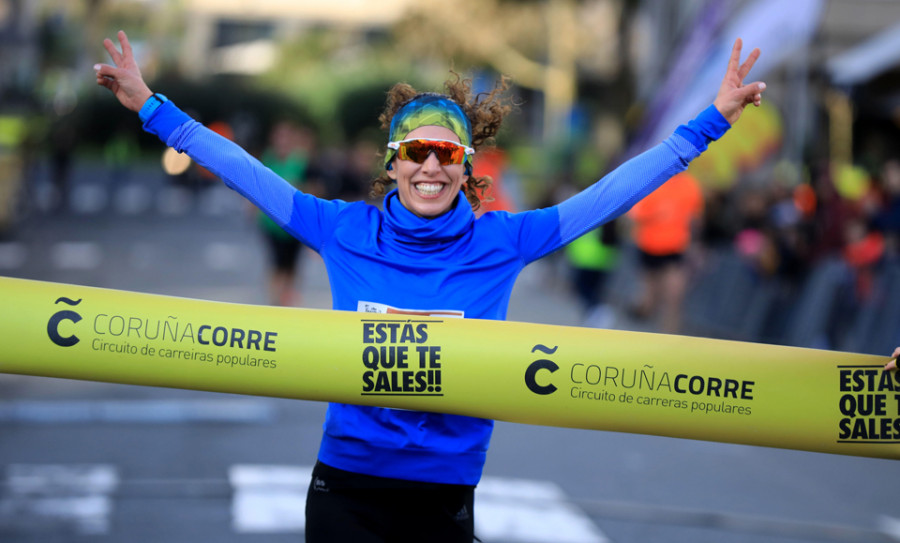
387, 125, 469, 218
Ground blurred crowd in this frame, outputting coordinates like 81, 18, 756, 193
538, 150, 900, 355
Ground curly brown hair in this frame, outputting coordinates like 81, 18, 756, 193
371, 73, 513, 211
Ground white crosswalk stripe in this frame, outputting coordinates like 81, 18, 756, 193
114, 183, 154, 215
0, 240, 249, 273
0, 399, 274, 424
476, 477, 610, 543
27, 178, 250, 217
229, 465, 311, 533
204, 242, 245, 271
70, 184, 109, 215
50, 241, 102, 270
0, 464, 118, 535
0, 242, 26, 269
879, 515, 900, 541
229, 464, 609, 542
156, 186, 195, 216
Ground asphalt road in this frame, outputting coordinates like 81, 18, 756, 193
0, 160, 898, 543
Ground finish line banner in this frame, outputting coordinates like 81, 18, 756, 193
1, 276, 897, 460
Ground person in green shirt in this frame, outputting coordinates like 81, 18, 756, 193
257, 120, 321, 306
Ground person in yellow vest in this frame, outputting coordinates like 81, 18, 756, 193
565, 220, 619, 328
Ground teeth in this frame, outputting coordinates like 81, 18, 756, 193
414, 182, 443, 196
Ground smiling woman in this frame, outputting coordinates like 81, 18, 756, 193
388, 126, 471, 218
94, 29, 768, 542
371, 79, 513, 213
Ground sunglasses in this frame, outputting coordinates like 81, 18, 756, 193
387, 138, 475, 166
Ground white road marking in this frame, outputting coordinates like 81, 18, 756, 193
476, 476, 609, 543
157, 186, 193, 216
228, 465, 608, 542
879, 515, 900, 541
50, 242, 102, 270
199, 186, 243, 216
229, 465, 311, 533
0, 242, 26, 269
0, 399, 274, 424
114, 183, 153, 215
204, 242, 244, 271
0, 464, 118, 535
70, 184, 109, 214
127, 241, 159, 270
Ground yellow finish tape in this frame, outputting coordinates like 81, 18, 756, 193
1, 276, 898, 459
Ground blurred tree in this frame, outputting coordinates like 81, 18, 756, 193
256, 26, 439, 143
392, 0, 625, 143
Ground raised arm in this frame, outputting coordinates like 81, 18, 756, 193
551, 38, 765, 249
94, 30, 153, 112
93, 31, 340, 251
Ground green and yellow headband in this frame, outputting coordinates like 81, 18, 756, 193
386, 93, 473, 172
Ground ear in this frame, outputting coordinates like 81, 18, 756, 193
386, 161, 397, 180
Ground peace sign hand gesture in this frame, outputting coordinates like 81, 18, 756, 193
713, 38, 766, 126
94, 30, 153, 113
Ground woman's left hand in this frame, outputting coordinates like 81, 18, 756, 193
712, 38, 766, 125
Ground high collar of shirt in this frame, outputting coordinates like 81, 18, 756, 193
382, 189, 474, 246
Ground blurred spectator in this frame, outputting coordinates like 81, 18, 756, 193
103, 123, 139, 185
49, 121, 76, 210
627, 171, 703, 334
842, 216, 885, 303
336, 139, 379, 201
874, 159, 900, 259
256, 120, 323, 307
734, 187, 779, 277
810, 163, 857, 260
565, 220, 619, 328
472, 148, 515, 215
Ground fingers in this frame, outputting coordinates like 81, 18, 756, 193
118, 30, 134, 61
103, 31, 133, 67
103, 38, 123, 66
737, 48, 761, 82
93, 63, 118, 91
736, 81, 766, 107
93, 63, 121, 85
727, 38, 743, 77
93, 63, 115, 78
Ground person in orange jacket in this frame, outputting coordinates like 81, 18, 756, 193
627, 171, 703, 334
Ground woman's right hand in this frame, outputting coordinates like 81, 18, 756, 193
94, 30, 153, 113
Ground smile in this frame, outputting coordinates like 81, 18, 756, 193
414, 182, 445, 197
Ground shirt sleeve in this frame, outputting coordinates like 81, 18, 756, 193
141, 101, 340, 251
555, 104, 729, 247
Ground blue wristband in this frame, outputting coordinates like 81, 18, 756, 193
674, 104, 731, 153
138, 93, 168, 123
142, 100, 192, 143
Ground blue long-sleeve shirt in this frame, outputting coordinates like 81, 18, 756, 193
144, 101, 729, 485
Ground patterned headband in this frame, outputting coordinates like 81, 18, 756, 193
386, 93, 473, 170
